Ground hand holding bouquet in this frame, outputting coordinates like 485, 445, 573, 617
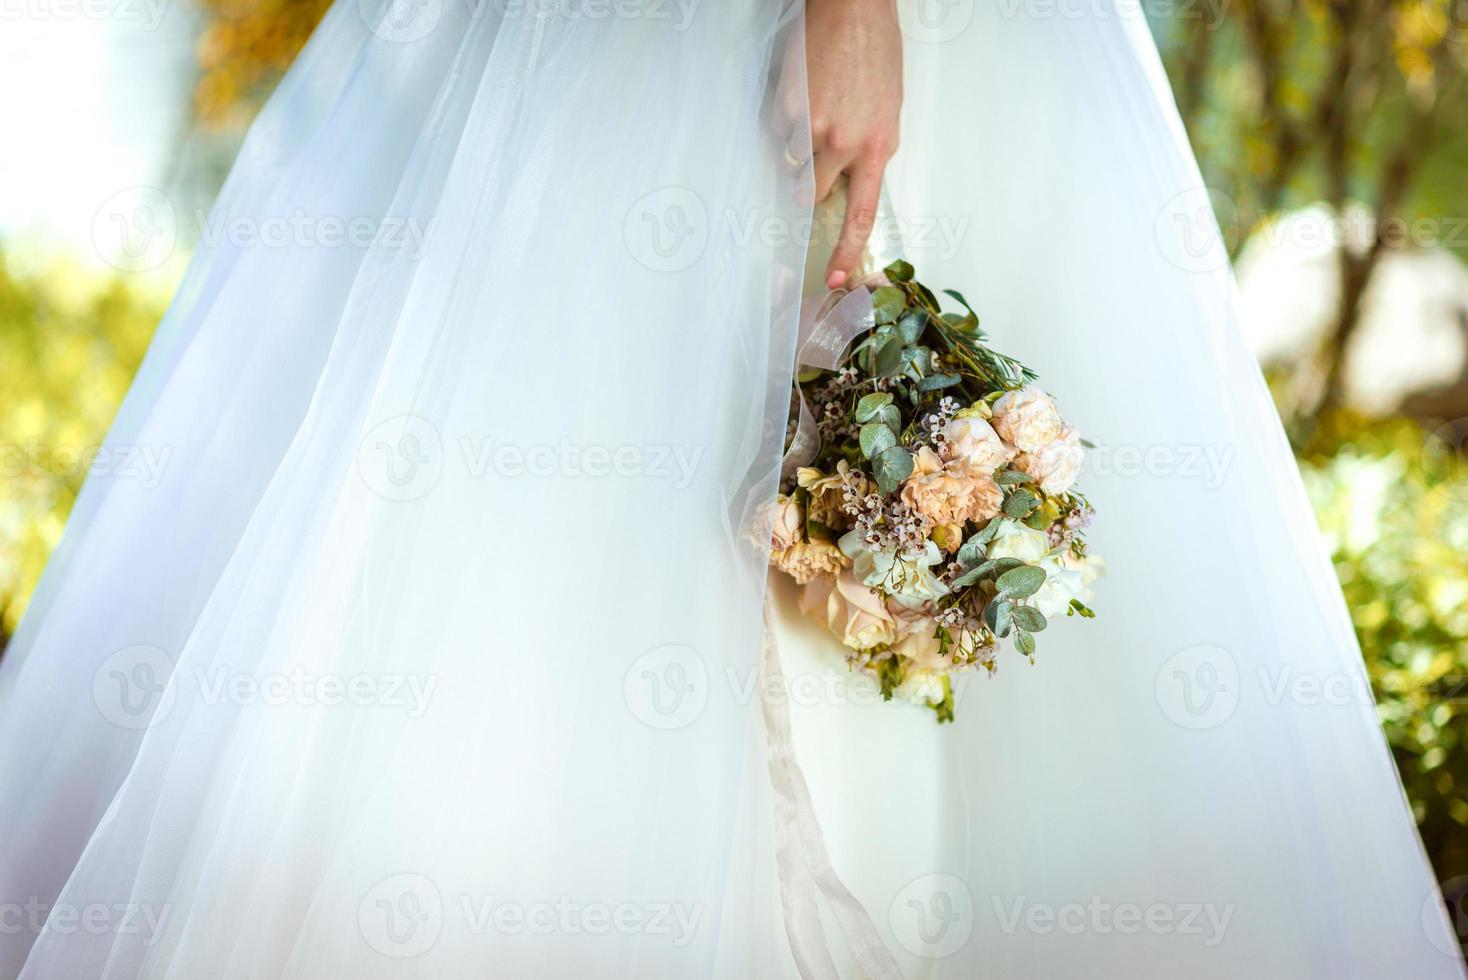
768, 260, 1100, 722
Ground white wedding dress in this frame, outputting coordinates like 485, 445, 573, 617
1, 1, 1463, 977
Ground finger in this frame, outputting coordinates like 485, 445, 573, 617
826, 159, 883, 289
812, 151, 848, 205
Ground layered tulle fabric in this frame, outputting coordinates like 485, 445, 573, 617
1, 2, 811, 976
2, 0, 1464, 977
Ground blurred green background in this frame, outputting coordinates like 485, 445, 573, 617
0, 0, 1464, 947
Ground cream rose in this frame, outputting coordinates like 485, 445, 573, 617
824, 571, 897, 650
900, 447, 1005, 527
773, 538, 847, 585
991, 385, 1066, 452
897, 667, 948, 706
1014, 425, 1084, 496
986, 523, 1051, 563
940, 416, 1015, 478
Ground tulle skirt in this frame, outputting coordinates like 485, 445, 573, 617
1, 0, 1462, 977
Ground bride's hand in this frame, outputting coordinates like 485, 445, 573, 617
806, 0, 903, 289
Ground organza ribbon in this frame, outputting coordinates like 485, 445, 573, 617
780, 281, 882, 482
765, 278, 904, 979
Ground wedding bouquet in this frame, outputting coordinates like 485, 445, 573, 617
768, 260, 1101, 722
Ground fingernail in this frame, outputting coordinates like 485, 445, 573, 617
827, 270, 846, 289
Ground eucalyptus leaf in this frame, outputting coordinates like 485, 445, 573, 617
1012, 605, 1047, 632
917, 373, 962, 392
883, 259, 914, 282
873, 445, 914, 495
872, 287, 906, 324
797, 368, 824, 384
994, 468, 1029, 485
854, 392, 893, 423
996, 564, 1046, 599
955, 535, 987, 569
897, 310, 926, 345
874, 337, 904, 377
1014, 629, 1036, 656
874, 404, 902, 429
984, 598, 1013, 637
859, 422, 898, 460
970, 519, 1006, 546
1003, 488, 1040, 518
949, 566, 987, 589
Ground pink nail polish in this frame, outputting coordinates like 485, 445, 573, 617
827, 270, 846, 289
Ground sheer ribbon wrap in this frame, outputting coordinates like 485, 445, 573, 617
2, 0, 1465, 977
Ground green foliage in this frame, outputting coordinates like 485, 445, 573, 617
0, 248, 167, 638
1299, 413, 1468, 899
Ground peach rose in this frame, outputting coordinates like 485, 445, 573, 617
991, 385, 1066, 452
900, 447, 1005, 527
773, 538, 847, 584
940, 416, 1015, 478
807, 570, 896, 651
766, 494, 804, 552
887, 603, 944, 666
1014, 425, 1084, 496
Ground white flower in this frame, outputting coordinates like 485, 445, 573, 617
1014, 425, 1084, 496
991, 385, 1066, 452
839, 532, 950, 609
986, 523, 1050, 563
1032, 552, 1104, 618
897, 667, 948, 707
939, 416, 1015, 477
